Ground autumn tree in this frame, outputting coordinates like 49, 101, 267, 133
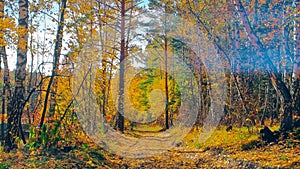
116, 0, 139, 132
5, 0, 29, 150
0, 0, 12, 142
233, 0, 297, 132
39, 0, 67, 130
172, 0, 299, 132
116, 0, 126, 132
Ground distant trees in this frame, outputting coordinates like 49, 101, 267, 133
233, 0, 299, 132
173, 0, 300, 132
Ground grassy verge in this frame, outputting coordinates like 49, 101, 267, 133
182, 125, 299, 168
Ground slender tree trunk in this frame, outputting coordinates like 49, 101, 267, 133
117, 0, 125, 132
26, 30, 35, 125
1, 47, 11, 143
199, 62, 205, 127
271, 92, 280, 126
164, 3, 169, 130
5, 0, 29, 151
97, 0, 107, 118
261, 84, 269, 125
292, 1, 300, 78
232, 17, 249, 118
292, 0, 300, 118
0, 49, 2, 141
164, 36, 169, 130
48, 80, 57, 120
0, 0, 10, 142
40, 0, 67, 129
107, 58, 114, 111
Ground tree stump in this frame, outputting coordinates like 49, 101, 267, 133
226, 125, 233, 132
259, 126, 279, 143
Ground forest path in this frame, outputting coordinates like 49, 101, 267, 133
106, 147, 263, 169
104, 127, 299, 169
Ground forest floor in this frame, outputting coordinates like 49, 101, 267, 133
0, 126, 299, 169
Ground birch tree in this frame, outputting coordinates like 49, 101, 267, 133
5, 0, 29, 151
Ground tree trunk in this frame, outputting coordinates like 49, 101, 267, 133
293, 0, 300, 79
232, 18, 249, 117
40, 0, 67, 129
117, 0, 125, 132
164, 36, 169, 130
0, 0, 11, 142
0, 50, 2, 141
97, 0, 107, 118
1, 47, 11, 142
261, 84, 269, 125
292, 0, 300, 119
5, 0, 29, 151
0, 0, 3, 142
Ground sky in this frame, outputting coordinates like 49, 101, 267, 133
140, 0, 149, 7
